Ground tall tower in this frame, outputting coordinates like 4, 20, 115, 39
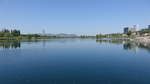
148, 25, 150, 29
42, 29, 45, 35
132, 24, 139, 32
133, 24, 139, 29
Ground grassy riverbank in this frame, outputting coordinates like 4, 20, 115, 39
0, 36, 58, 40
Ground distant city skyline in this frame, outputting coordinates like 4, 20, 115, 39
0, 0, 150, 35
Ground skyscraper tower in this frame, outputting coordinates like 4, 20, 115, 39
133, 24, 139, 29
42, 29, 45, 35
148, 25, 150, 29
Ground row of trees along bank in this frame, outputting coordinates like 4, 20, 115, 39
0, 29, 20, 37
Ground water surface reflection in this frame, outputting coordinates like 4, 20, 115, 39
0, 39, 150, 53
96, 39, 150, 52
0, 39, 150, 84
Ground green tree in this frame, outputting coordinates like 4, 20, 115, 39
1, 29, 11, 37
127, 31, 132, 36
11, 29, 20, 36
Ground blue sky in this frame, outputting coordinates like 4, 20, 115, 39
0, 0, 150, 35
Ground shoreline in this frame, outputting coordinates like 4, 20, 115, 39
0, 36, 149, 42
96, 36, 150, 43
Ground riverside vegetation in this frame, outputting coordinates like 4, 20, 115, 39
96, 29, 150, 39
0, 28, 150, 40
0, 29, 57, 40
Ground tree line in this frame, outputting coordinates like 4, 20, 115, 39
0, 29, 20, 37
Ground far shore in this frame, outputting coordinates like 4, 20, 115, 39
96, 36, 150, 43
0, 36, 150, 43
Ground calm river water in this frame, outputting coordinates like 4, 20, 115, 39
0, 39, 150, 84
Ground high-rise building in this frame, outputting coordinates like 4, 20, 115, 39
130, 27, 136, 32
148, 25, 150, 29
42, 29, 45, 35
124, 27, 136, 34
124, 27, 130, 34
133, 24, 139, 29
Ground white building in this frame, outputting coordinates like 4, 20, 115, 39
133, 24, 139, 29
123, 25, 138, 34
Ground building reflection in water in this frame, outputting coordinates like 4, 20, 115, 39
96, 39, 150, 53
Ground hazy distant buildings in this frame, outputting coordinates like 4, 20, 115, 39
124, 27, 136, 34
133, 24, 139, 29
42, 29, 45, 36
123, 24, 150, 36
